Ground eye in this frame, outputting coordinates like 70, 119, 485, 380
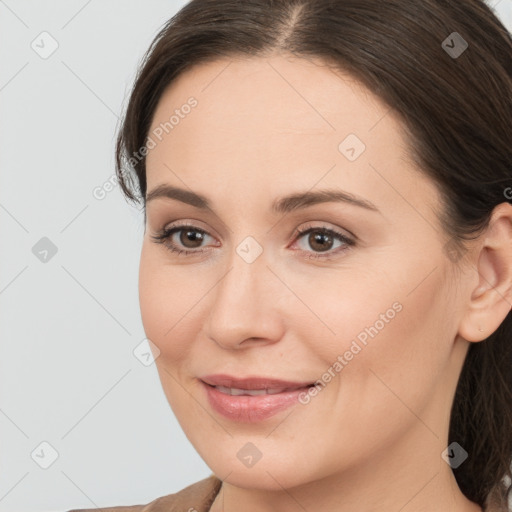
150, 222, 218, 257
290, 224, 355, 260
150, 221, 355, 260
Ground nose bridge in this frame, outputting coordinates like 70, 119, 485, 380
204, 238, 283, 348
218, 233, 269, 306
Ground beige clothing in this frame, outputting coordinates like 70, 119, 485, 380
66, 474, 222, 512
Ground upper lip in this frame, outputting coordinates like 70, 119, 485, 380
200, 374, 314, 390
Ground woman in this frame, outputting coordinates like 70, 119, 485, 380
68, 0, 512, 511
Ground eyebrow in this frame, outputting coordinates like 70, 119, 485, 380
145, 184, 380, 214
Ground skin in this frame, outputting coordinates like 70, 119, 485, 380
139, 53, 512, 512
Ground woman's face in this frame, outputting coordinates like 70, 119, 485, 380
139, 54, 471, 490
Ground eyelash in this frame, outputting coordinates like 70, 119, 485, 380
150, 222, 355, 260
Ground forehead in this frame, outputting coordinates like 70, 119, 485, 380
144, 54, 438, 219
148, 53, 393, 146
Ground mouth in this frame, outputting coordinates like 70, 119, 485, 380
199, 374, 316, 422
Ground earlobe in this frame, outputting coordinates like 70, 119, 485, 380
458, 202, 512, 343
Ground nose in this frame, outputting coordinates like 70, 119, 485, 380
203, 244, 285, 350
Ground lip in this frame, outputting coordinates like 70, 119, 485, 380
199, 374, 314, 423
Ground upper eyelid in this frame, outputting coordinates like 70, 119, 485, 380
163, 221, 350, 236
292, 221, 354, 240
162, 218, 353, 235
163, 220, 217, 238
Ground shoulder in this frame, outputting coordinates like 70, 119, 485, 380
66, 474, 223, 512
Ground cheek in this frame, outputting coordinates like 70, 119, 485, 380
298, 253, 453, 404
309, 250, 450, 354
138, 245, 199, 363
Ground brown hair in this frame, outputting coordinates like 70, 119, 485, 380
114, 1, 512, 509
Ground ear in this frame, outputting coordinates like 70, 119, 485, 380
458, 202, 512, 342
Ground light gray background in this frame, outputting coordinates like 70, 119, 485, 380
1, 1, 511, 511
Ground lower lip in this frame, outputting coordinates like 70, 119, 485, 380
201, 381, 311, 423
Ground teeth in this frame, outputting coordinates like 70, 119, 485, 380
215, 385, 288, 396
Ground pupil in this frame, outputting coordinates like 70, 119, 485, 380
181, 229, 203, 248
310, 232, 332, 252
